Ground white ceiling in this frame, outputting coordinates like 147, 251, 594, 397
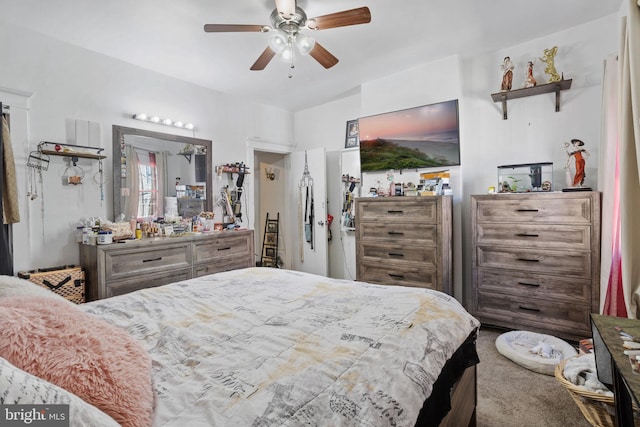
0, 0, 622, 112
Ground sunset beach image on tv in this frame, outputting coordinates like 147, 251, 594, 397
358, 99, 460, 172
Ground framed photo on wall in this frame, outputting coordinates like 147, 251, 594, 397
345, 119, 360, 148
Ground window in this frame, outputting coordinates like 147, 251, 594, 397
136, 149, 158, 218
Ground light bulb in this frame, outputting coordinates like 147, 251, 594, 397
185, 123, 194, 130
163, 118, 172, 125
295, 33, 315, 55
269, 32, 288, 54
150, 116, 160, 123
174, 121, 184, 128
281, 47, 293, 62
134, 113, 147, 120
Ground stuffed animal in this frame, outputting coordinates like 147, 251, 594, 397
530, 341, 556, 358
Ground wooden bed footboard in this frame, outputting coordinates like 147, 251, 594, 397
439, 364, 477, 427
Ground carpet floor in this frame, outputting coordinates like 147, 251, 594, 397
476, 327, 592, 427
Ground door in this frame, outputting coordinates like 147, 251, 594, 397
288, 148, 328, 276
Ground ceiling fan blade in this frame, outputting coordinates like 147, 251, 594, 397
250, 46, 277, 70
204, 24, 266, 33
274, 0, 296, 18
306, 7, 371, 30
309, 42, 339, 69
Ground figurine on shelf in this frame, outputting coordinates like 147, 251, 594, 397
500, 56, 515, 91
539, 46, 561, 83
523, 60, 537, 88
564, 139, 591, 189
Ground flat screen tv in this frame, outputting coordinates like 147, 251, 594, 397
358, 99, 461, 172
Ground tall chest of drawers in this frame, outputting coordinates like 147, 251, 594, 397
471, 192, 601, 341
355, 196, 452, 294
80, 230, 254, 300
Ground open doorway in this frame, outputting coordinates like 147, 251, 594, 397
253, 150, 288, 269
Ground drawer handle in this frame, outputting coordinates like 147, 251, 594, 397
517, 281, 540, 287
388, 252, 404, 257
388, 273, 405, 279
388, 231, 404, 236
516, 208, 539, 212
515, 233, 539, 237
517, 258, 540, 263
387, 210, 404, 214
142, 257, 162, 263
518, 305, 540, 312
217, 247, 232, 251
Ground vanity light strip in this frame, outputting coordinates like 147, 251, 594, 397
132, 113, 194, 130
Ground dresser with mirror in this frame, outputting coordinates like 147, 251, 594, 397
80, 125, 255, 301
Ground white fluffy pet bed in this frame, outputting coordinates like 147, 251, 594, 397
495, 330, 578, 376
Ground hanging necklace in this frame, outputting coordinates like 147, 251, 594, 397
94, 159, 105, 206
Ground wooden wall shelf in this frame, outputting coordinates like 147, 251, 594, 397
491, 78, 572, 120
38, 141, 106, 165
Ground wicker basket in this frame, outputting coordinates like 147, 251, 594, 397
555, 356, 640, 427
18, 265, 85, 304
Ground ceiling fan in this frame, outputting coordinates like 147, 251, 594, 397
204, 0, 371, 72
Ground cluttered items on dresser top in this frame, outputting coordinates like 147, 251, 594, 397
364, 169, 452, 197
76, 212, 219, 245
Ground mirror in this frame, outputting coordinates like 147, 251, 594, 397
112, 125, 213, 221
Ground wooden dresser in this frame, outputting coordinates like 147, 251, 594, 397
471, 192, 601, 341
80, 230, 254, 300
355, 196, 452, 294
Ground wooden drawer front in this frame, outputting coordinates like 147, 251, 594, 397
477, 247, 591, 278
476, 268, 591, 302
106, 268, 192, 298
194, 234, 251, 263
194, 258, 252, 277
359, 263, 437, 289
476, 224, 591, 250
476, 291, 591, 336
359, 223, 438, 243
357, 199, 438, 222
361, 243, 437, 267
475, 196, 592, 224
106, 243, 191, 281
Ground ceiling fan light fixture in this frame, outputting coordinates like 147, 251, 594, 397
295, 33, 315, 55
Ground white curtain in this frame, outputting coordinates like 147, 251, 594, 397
123, 144, 140, 220
620, 0, 640, 318
599, 54, 625, 316
157, 150, 167, 216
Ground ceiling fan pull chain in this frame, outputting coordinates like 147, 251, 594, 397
288, 44, 295, 78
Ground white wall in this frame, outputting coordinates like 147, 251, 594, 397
0, 21, 293, 273
294, 14, 619, 307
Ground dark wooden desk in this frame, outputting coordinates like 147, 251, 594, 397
591, 314, 640, 426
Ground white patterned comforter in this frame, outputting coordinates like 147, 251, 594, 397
81, 267, 480, 427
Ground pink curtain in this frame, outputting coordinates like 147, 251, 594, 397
603, 137, 626, 316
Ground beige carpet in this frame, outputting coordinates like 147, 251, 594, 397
476, 327, 592, 427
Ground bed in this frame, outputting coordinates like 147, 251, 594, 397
0, 267, 480, 427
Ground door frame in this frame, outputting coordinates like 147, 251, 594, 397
246, 138, 295, 267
